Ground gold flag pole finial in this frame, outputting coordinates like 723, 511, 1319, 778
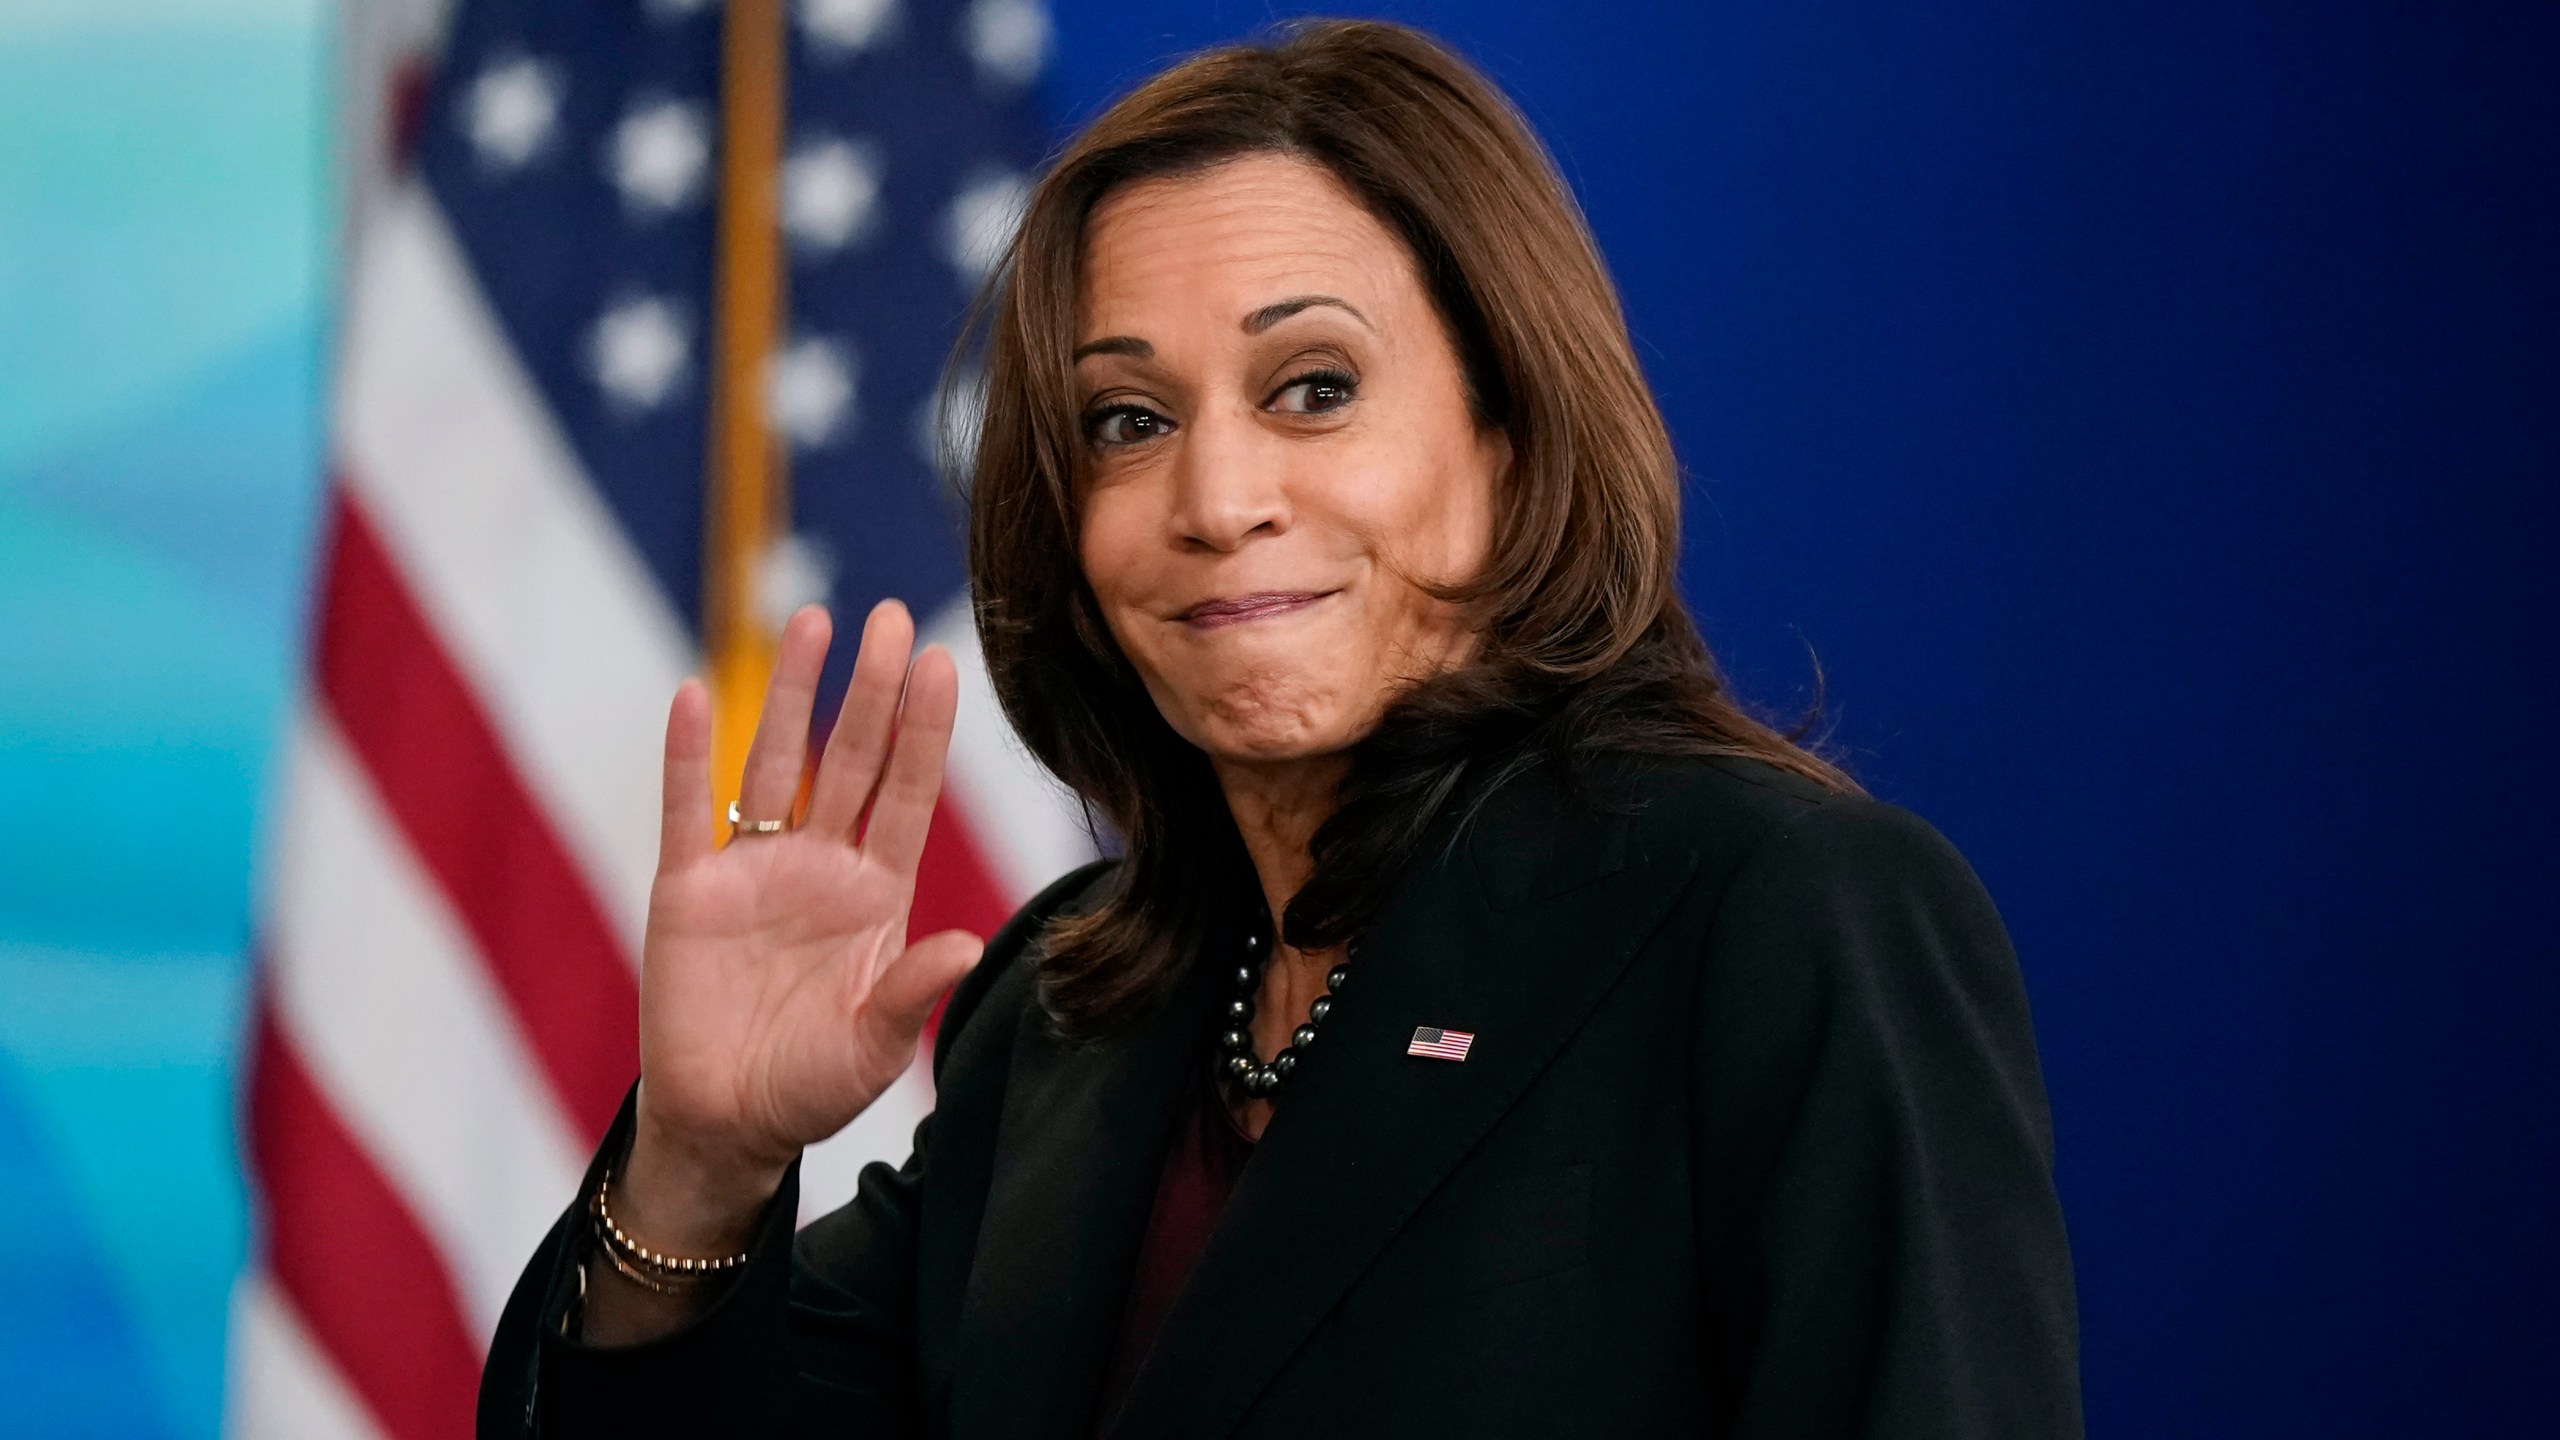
704, 0, 789, 839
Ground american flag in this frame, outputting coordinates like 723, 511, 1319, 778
1407, 1027, 1477, 1062
230, 2, 1088, 1435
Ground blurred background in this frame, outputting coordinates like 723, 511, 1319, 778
0, 1, 2551, 1437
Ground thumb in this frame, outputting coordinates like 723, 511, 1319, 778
866, 929, 985, 1043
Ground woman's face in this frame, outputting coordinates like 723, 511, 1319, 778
1074, 154, 1508, 767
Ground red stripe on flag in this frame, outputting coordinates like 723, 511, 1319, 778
313, 483, 639, 1139
247, 998, 485, 1440
910, 798, 1013, 1044
909, 795, 1015, 946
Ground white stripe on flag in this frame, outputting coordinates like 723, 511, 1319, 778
224, 1272, 387, 1440
924, 597, 1099, 902
266, 707, 588, 1338
338, 182, 694, 959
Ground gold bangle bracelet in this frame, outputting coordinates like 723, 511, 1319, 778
590, 1218, 698, 1296
589, 1168, 753, 1282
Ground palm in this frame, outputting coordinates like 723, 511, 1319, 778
636, 602, 982, 1175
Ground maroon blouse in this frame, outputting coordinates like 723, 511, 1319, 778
1090, 1060, 1257, 1432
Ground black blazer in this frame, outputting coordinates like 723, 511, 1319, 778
479, 754, 2082, 1438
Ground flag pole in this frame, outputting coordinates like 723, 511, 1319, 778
704, 0, 789, 840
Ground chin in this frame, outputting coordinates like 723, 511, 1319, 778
1200, 725, 1351, 766
1192, 707, 1346, 763
1179, 672, 1363, 763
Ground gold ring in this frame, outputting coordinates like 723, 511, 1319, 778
727, 801, 789, 837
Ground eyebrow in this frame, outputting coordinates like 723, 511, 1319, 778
1071, 335, 1153, 361
1243, 293, 1371, 334
1071, 294, 1375, 363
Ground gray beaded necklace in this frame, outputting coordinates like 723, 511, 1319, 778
1217, 922, 1357, 1098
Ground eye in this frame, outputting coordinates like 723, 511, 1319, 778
1267, 368, 1357, 416
1084, 403, 1175, 447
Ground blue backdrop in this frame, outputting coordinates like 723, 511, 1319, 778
0, 3, 2550, 1436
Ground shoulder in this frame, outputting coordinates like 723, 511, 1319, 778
1525, 751, 1969, 889
1601, 755, 2023, 1041
930, 856, 1122, 1080
1604, 752, 1976, 887
1453, 749, 1995, 976
1546, 752, 2002, 964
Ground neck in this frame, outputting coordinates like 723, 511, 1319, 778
1210, 751, 1351, 946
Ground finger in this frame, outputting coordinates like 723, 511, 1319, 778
803, 599, 917, 839
658, 678, 715, 871
857, 643, 959, 879
736, 606, 832, 826
862, 929, 983, 1050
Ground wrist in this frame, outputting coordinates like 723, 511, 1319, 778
619, 1102, 792, 1258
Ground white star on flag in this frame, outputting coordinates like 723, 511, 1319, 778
755, 532, 840, 629
783, 137, 886, 254
588, 295, 692, 411
943, 169, 1029, 286
766, 335, 859, 449
800, 0, 901, 56
964, 0, 1051, 87
610, 99, 713, 214
464, 57, 563, 171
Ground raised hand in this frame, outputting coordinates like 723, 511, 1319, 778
613, 600, 982, 1267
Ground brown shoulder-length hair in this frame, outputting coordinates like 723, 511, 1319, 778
963, 18, 1858, 1038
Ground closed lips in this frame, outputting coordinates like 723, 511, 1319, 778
1180, 591, 1333, 627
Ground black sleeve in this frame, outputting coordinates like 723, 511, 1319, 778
474, 859, 1116, 1440
471, 1091, 899, 1440
1688, 798, 2083, 1440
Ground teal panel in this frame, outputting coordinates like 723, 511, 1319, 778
0, 9, 330, 1437
0, 1050, 177, 1439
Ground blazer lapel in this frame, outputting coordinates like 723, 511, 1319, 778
947, 945, 1222, 1440
1103, 763, 1704, 1439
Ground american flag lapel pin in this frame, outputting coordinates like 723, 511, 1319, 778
1407, 1026, 1475, 1062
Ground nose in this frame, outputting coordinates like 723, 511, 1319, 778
1167, 405, 1290, 552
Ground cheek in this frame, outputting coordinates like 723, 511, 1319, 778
1354, 448, 1496, 592
1428, 462, 1497, 575
1075, 488, 1143, 611
1075, 488, 1176, 676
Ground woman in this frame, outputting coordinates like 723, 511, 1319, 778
479, 19, 2080, 1439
